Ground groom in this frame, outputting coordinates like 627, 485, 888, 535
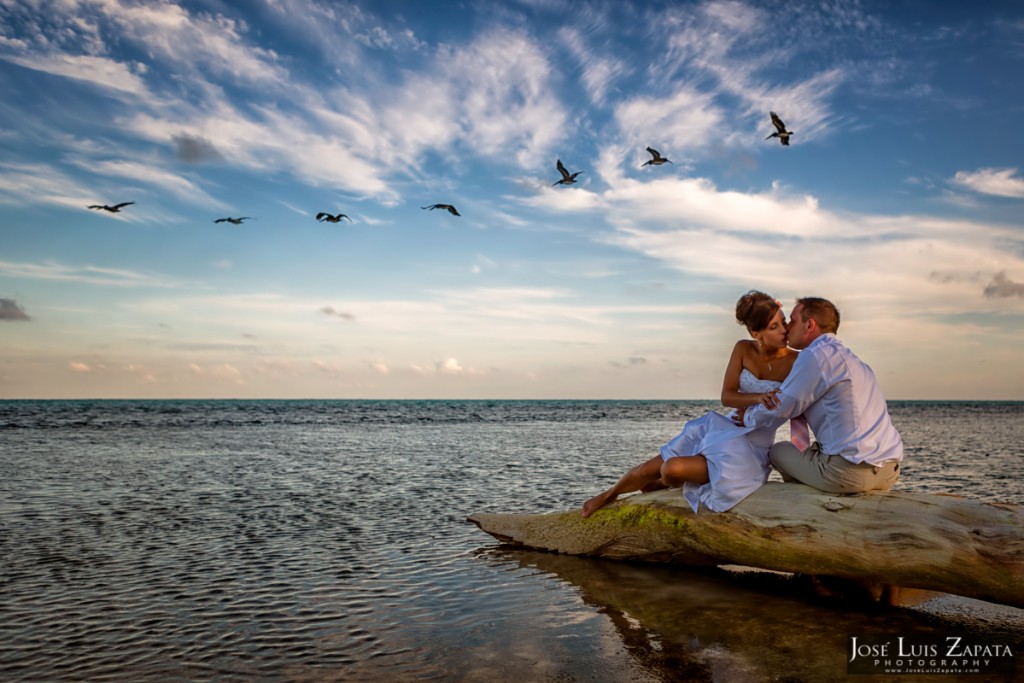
738, 297, 903, 493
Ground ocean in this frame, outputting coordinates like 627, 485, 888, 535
1, 399, 1021, 682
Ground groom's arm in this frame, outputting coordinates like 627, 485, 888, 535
743, 353, 827, 431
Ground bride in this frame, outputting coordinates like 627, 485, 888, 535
581, 291, 801, 517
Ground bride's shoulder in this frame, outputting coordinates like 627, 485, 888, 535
734, 339, 759, 355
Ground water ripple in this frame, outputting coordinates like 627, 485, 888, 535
1, 400, 1021, 681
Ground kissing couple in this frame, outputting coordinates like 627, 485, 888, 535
582, 291, 903, 518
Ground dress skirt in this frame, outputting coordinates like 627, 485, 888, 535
659, 410, 772, 513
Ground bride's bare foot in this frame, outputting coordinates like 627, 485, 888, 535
640, 480, 668, 493
581, 490, 617, 517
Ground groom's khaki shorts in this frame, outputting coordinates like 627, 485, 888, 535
769, 441, 900, 494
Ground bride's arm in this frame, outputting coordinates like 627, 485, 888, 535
720, 341, 778, 409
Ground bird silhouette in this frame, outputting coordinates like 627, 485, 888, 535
766, 112, 794, 146
87, 201, 134, 213
553, 159, 583, 186
214, 216, 254, 224
422, 204, 461, 216
642, 147, 672, 167
316, 212, 351, 223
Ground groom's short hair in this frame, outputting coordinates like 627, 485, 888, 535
797, 297, 840, 333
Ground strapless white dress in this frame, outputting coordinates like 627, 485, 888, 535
660, 369, 779, 513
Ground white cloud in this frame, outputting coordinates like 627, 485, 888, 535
1, 53, 151, 97
367, 360, 390, 375
614, 87, 725, 151
647, 2, 847, 147
0, 259, 185, 288
188, 363, 245, 384
0, 161, 107, 210
69, 361, 103, 373
334, 27, 569, 176
558, 26, 631, 105
125, 101, 396, 201
72, 157, 230, 210
596, 159, 829, 237
952, 168, 1024, 198
126, 363, 157, 383
585, 168, 1024, 320
522, 184, 606, 212
96, 0, 286, 85
423, 28, 567, 168
470, 255, 496, 275
411, 357, 483, 376
437, 358, 465, 374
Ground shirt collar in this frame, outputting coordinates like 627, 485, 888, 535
807, 333, 836, 350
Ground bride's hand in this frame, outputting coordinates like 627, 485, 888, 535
759, 389, 780, 410
732, 405, 746, 426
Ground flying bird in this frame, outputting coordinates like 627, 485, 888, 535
766, 112, 794, 146
214, 216, 254, 224
553, 159, 583, 186
421, 204, 461, 216
316, 212, 351, 223
87, 201, 134, 213
642, 147, 672, 167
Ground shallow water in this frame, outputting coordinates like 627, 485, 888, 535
1, 400, 1021, 681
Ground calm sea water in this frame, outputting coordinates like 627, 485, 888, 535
1, 400, 1021, 682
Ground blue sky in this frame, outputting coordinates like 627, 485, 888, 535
2, 0, 1023, 399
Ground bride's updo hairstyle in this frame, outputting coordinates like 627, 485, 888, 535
735, 290, 780, 333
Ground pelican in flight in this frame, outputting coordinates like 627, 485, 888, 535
214, 216, 253, 224
422, 204, 461, 216
87, 201, 134, 213
766, 112, 794, 146
316, 212, 351, 223
642, 147, 672, 167
553, 159, 583, 186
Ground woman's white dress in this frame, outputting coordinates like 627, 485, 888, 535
660, 369, 780, 513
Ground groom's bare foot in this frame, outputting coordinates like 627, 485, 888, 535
581, 490, 617, 517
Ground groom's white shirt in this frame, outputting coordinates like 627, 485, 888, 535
743, 334, 903, 466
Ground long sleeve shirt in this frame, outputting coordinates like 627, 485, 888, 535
743, 334, 903, 466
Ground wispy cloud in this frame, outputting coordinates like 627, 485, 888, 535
558, 26, 632, 105
614, 87, 724, 151
70, 157, 230, 210
92, 0, 286, 85
411, 357, 483, 376
69, 361, 104, 373
0, 259, 185, 288
539, 159, 1024, 321
0, 161, 106, 210
188, 362, 246, 384
952, 167, 1024, 198
0, 53, 151, 98
380, 27, 567, 170
642, 1, 851, 147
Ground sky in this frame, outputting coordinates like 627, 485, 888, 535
1, 0, 1023, 400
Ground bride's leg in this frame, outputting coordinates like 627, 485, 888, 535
660, 454, 710, 487
581, 454, 663, 517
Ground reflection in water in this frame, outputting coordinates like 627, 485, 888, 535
482, 548, 1023, 683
